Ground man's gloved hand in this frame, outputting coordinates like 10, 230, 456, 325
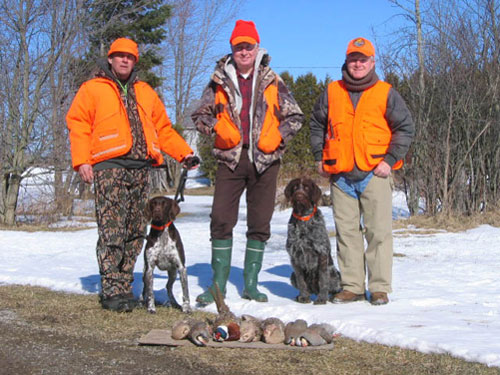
183, 155, 200, 169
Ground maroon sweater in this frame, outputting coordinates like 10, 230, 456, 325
237, 72, 252, 146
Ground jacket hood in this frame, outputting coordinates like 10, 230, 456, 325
211, 48, 271, 84
96, 57, 138, 86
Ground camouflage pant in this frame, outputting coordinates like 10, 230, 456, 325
93, 168, 150, 299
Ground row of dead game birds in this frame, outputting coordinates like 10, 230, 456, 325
171, 287, 335, 347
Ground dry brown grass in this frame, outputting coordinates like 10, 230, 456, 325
184, 186, 215, 195
0, 223, 94, 232
1, 285, 498, 375
393, 208, 500, 232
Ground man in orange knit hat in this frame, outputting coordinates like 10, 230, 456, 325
310, 37, 414, 305
67, 37, 197, 312
192, 20, 303, 304
192, 20, 304, 304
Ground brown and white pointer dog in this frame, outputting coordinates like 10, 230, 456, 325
284, 178, 341, 304
141, 196, 191, 313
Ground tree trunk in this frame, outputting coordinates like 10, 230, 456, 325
3, 174, 21, 226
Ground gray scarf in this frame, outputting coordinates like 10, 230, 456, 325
341, 63, 378, 92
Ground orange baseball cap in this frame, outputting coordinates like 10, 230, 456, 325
108, 38, 139, 62
346, 37, 375, 57
230, 20, 260, 46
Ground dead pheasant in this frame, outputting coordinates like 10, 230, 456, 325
210, 284, 240, 342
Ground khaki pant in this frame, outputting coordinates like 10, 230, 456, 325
331, 175, 393, 294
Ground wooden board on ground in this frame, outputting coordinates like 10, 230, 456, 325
139, 329, 334, 350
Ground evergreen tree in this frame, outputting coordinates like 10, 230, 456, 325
197, 132, 217, 185
280, 72, 324, 177
82, 0, 171, 88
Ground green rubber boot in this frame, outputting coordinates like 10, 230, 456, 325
242, 239, 268, 302
196, 238, 232, 305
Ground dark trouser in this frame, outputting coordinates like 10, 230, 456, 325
210, 150, 280, 242
93, 168, 150, 299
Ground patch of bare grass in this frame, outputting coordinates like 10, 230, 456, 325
394, 208, 500, 232
184, 186, 214, 195
0, 223, 93, 232
1, 285, 497, 375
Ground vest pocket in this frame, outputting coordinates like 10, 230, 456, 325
363, 129, 390, 165
361, 117, 391, 166
323, 139, 345, 174
257, 122, 281, 153
214, 115, 241, 149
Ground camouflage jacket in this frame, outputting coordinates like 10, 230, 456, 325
191, 49, 304, 173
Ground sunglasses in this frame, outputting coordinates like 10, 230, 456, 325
232, 44, 256, 52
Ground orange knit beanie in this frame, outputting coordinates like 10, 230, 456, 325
230, 20, 260, 46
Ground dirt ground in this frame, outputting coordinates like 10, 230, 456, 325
1, 285, 499, 375
0, 309, 223, 375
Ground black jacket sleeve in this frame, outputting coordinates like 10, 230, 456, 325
309, 89, 329, 162
384, 88, 415, 167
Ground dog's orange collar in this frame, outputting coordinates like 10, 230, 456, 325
151, 221, 172, 231
292, 205, 317, 222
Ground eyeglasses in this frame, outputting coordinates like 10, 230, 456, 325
232, 43, 256, 52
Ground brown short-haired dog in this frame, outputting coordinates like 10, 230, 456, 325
142, 196, 191, 313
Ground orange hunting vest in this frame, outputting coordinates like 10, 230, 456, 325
322, 80, 403, 174
213, 79, 281, 153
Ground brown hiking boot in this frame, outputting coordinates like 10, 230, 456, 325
370, 292, 389, 305
331, 290, 365, 303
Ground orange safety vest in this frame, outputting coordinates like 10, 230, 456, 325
322, 80, 403, 174
213, 79, 281, 153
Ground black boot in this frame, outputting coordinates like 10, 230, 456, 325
100, 295, 133, 313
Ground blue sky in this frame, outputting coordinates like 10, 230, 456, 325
227, 0, 405, 81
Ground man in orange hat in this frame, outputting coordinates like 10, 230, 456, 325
192, 20, 303, 304
66, 37, 197, 312
310, 37, 414, 305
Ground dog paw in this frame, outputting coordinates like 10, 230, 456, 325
313, 298, 327, 305
296, 295, 311, 304
147, 308, 157, 314
182, 305, 192, 314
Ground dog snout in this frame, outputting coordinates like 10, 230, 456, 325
151, 205, 164, 220
292, 185, 308, 199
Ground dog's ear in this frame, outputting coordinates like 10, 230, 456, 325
145, 199, 153, 221
310, 181, 323, 205
284, 179, 299, 200
167, 199, 181, 220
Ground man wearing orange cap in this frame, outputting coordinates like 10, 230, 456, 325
66, 38, 197, 312
192, 20, 303, 304
310, 37, 414, 305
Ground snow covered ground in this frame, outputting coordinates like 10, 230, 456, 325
1, 189, 499, 368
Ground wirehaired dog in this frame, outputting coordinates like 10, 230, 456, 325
142, 196, 191, 313
284, 178, 341, 304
